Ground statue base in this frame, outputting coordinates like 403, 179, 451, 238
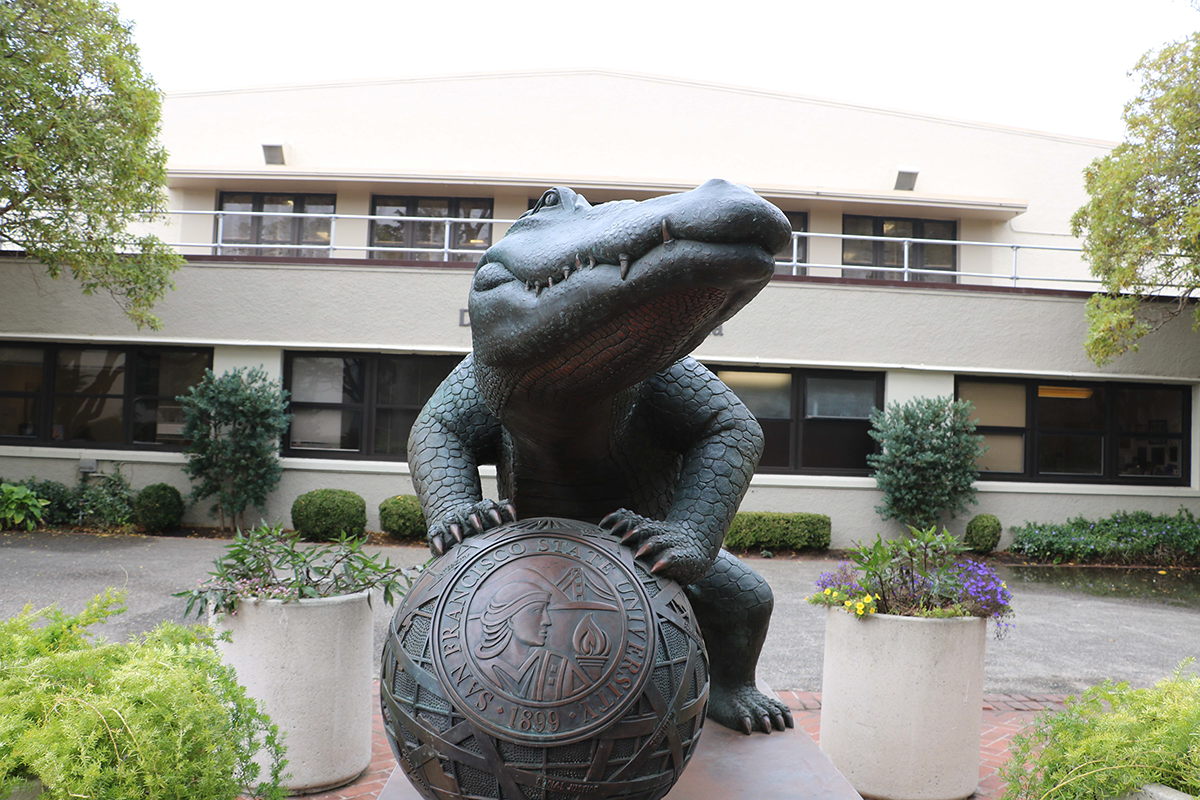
378, 720, 861, 800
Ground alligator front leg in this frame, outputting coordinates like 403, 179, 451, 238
407, 355, 515, 554
601, 357, 763, 584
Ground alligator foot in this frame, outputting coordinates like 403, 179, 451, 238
428, 499, 517, 555
707, 680, 794, 735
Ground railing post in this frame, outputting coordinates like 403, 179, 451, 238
792, 233, 799, 276
328, 215, 337, 258
903, 239, 911, 281
215, 212, 224, 256
444, 218, 452, 261
1011, 245, 1019, 287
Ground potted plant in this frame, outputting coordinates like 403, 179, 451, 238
808, 526, 1013, 800
177, 523, 420, 795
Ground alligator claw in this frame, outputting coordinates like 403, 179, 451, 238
448, 523, 464, 543
467, 513, 484, 535
740, 716, 753, 736
619, 525, 638, 543
760, 715, 772, 733
487, 508, 504, 526
504, 502, 517, 520
431, 534, 446, 555
635, 543, 652, 559
651, 559, 670, 575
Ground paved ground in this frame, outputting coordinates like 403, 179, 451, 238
3, 530, 1198, 693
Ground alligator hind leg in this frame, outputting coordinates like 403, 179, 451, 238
685, 549, 794, 734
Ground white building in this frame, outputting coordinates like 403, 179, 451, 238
3, 70, 1196, 547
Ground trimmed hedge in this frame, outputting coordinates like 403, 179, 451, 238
724, 512, 831, 552
965, 513, 1002, 554
291, 489, 367, 541
379, 495, 426, 542
1010, 509, 1200, 565
134, 483, 185, 533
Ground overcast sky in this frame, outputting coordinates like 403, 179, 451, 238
114, 0, 1198, 143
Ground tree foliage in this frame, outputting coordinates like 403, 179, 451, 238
0, 0, 183, 329
1072, 31, 1200, 365
179, 368, 291, 531
867, 396, 986, 530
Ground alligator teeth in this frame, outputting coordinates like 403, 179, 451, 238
535, 282, 544, 296
575, 254, 583, 269
619, 253, 630, 280
526, 280, 533, 292
662, 219, 673, 244
547, 275, 555, 288
588, 255, 596, 268
563, 267, 571, 281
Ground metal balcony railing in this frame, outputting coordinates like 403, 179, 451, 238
138, 209, 1101, 292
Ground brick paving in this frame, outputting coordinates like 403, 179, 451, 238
299, 683, 1065, 800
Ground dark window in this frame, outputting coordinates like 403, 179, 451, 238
842, 215, 956, 282
369, 196, 493, 261
216, 192, 336, 257
956, 378, 1190, 484
0, 344, 211, 448
284, 353, 461, 460
774, 211, 809, 277
715, 368, 883, 474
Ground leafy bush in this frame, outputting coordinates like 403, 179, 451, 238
1001, 663, 1200, 800
134, 483, 185, 533
867, 396, 986, 529
0, 483, 48, 531
291, 489, 367, 541
724, 512, 831, 551
18, 479, 73, 527
0, 590, 285, 800
809, 526, 1013, 634
965, 513, 1002, 554
379, 495, 426, 542
75, 469, 136, 529
179, 367, 291, 531
176, 523, 419, 618
1010, 509, 1200, 566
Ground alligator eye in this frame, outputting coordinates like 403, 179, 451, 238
540, 190, 559, 209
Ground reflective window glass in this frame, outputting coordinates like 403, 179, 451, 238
290, 408, 362, 452
959, 382, 1026, 427
291, 357, 365, 404
1037, 434, 1103, 475
0, 347, 43, 392
0, 397, 37, 437
1115, 387, 1183, 434
805, 376, 876, 418
55, 349, 125, 394
53, 396, 124, 442
977, 433, 1024, 473
1037, 386, 1105, 429
717, 371, 792, 419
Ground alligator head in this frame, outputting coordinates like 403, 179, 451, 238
468, 179, 790, 414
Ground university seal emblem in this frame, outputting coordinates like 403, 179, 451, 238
381, 518, 709, 800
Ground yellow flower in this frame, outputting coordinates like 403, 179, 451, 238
824, 588, 832, 595
875, 594, 881, 600
844, 600, 852, 607
869, 608, 876, 614
855, 603, 865, 614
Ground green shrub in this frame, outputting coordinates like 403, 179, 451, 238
1010, 509, 1200, 566
75, 470, 135, 529
179, 367, 291, 531
965, 513, 1002, 554
291, 489, 367, 541
133, 483, 185, 533
18, 479, 73, 527
379, 495, 426, 542
867, 396, 986, 529
0, 589, 285, 800
724, 512, 832, 551
0, 483, 49, 531
1001, 663, 1200, 799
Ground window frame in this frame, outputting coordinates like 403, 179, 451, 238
841, 214, 958, 282
711, 365, 884, 475
367, 196, 494, 261
215, 192, 337, 257
0, 343, 213, 450
282, 351, 462, 461
955, 376, 1191, 486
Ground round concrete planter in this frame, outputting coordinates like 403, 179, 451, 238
215, 590, 373, 795
820, 609, 986, 800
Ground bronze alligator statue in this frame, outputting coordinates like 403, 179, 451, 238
408, 179, 795, 735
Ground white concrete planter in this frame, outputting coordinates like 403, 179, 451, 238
2, 780, 42, 800
820, 609, 986, 800
215, 590, 373, 795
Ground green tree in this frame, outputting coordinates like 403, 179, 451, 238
0, 0, 183, 329
1072, 31, 1200, 365
179, 368, 291, 531
867, 396, 986, 530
